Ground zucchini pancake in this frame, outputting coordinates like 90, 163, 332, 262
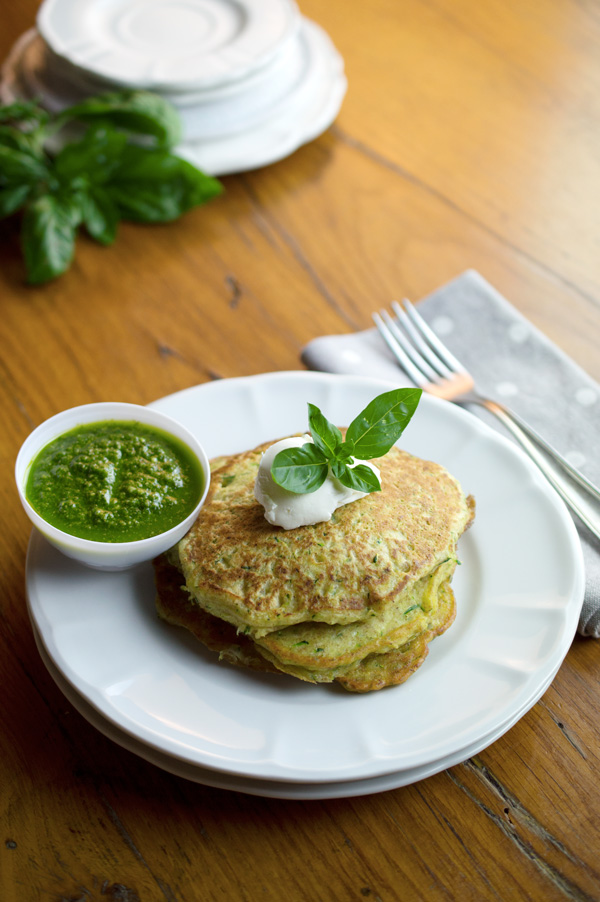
153, 436, 475, 692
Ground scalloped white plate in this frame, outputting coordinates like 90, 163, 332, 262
26, 372, 584, 784
0, 21, 346, 175
176, 18, 346, 172
11, 22, 328, 137
31, 621, 560, 799
37, 0, 300, 91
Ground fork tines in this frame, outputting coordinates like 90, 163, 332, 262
373, 299, 467, 389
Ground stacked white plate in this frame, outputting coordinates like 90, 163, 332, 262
25, 373, 585, 800
0, 0, 347, 175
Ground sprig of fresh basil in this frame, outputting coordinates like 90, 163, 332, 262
271, 388, 422, 495
0, 91, 222, 283
54, 90, 183, 148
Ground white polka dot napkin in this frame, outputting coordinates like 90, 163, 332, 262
301, 269, 600, 637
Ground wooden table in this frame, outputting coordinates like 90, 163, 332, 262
2, 1, 600, 899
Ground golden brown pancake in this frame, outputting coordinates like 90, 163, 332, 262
153, 551, 457, 691
152, 436, 474, 692
153, 552, 277, 673
176, 440, 473, 637
336, 581, 457, 692
252, 555, 457, 672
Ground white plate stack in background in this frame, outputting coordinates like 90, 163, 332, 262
0, 0, 347, 175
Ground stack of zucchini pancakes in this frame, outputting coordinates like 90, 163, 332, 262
153, 438, 475, 692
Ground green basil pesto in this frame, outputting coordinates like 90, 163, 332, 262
26, 420, 204, 542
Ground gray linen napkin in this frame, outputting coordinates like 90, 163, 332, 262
301, 270, 600, 637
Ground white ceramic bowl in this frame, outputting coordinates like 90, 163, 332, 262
15, 402, 210, 570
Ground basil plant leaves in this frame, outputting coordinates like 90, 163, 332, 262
271, 388, 423, 495
0, 92, 222, 283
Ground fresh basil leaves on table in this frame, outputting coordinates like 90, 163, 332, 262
271, 388, 423, 494
0, 92, 222, 283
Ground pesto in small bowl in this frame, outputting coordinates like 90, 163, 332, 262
16, 402, 210, 570
26, 421, 204, 543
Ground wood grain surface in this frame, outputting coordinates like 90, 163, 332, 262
1, 1, 600, 900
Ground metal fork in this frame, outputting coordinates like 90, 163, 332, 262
373, 299, 600, 541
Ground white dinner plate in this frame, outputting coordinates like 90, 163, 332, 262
11, 22, 329, 139
0, 21, 346, 176
31, 620, 560, 799
37, 0, 300, 91
173, 19, 346, 174
26, 372, 584, 784
173, 19, 336, 140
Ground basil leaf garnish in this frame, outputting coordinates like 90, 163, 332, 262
21, 194, 77, 284
0, 92, 222, 283
55, 90, 182, 148
0, 99, 49, 127
106, 147, 222, 222
308, 402, 343, 458
79, 187, 120, 245
54, 124, 129, 183
346, 388, 423, 459
0, 124, 45, 158
336, 463, 382, 493
270, 388, 422, 497
0, 144, 49, 184
0, 183, 32, 219
271, 444, 329, 494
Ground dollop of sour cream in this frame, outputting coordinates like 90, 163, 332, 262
254, 435, 380, 530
